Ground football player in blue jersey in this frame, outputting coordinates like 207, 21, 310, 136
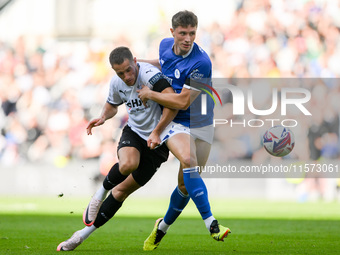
139, 11, 231, 251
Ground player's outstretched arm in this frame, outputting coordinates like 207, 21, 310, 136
138, 86, 200, 110
148, 87, 178, 149
86, 102, 118, 135
138, 59, 161, 70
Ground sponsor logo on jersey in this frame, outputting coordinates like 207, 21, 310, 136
126, 98, 143, 108
146, 69, 152, 73
190, 69, 204, 80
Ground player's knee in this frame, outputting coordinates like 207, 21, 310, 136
180, 155, 197, 169
119, 160, 138, 175
178, 183, 188, 195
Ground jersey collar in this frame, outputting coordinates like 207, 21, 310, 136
172, 43, 194, 58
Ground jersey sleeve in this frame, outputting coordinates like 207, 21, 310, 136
152, 78, 171, 92
140, 64, 167, 91
159, 38, 172, 69
107, 78, 123, 106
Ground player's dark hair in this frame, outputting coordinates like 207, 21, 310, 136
172, 10, 198, 29
109, 46, 133, 66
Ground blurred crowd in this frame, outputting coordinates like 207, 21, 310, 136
0, 38, 126, 172
205, 0, 340, 78
0, 0, 340, 180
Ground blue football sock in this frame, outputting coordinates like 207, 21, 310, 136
183, 167, 212, 220
163, 186, 190, 225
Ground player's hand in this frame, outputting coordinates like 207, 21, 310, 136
86, 117, 105, 135
147, 131, 161, 149
137, 85, 151, 106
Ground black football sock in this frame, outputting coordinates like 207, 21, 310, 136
103, 163, 128, 190
93, 192, 123, 228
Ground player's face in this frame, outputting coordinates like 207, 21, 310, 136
112, 58, 138, 86
171, 25, 197, 56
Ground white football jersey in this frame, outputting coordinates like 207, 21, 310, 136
107, 62, 164, 140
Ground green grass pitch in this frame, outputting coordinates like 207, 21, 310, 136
1, 196, 340, 254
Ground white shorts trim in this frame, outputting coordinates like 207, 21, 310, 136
159, 122, 190, 145
159, 122, 214, 145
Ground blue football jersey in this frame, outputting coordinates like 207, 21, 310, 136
159, 38, 214, 128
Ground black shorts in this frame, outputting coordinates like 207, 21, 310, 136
117, 125, 169, 186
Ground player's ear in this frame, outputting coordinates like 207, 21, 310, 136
133, 57, 137, 64
170, 28, 174, 37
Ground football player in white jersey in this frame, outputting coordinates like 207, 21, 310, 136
57, 46, 181, 251
138, 11, 230, 250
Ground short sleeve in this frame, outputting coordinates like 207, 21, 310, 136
107, 78, 123, 106
140, 64, 164, 89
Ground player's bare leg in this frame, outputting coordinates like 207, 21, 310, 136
58, 175, 141, 251
167, 132, 198, 169
83, 147, 140, 226
195, 138, 211, 168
